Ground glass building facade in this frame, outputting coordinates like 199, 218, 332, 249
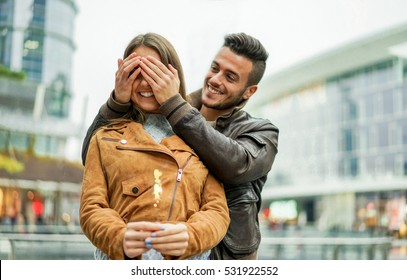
265, 59, 407, 183
0, 0, 79, 159
250, 24, 407, 237
0, 0, 77, 117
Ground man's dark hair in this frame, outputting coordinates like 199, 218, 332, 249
223, 32, 268, 86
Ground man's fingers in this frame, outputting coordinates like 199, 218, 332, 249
140, 56, 174, 83
117, 58, 123, 68
140, 61, 160, 84
123, 59, 141, 79
144, 56, 172, 75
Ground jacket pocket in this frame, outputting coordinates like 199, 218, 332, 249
223, 187, 261, 255
121, 177, 152, 198
240, 133, 266, 158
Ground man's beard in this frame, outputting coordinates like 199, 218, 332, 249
203, 86, 246, 111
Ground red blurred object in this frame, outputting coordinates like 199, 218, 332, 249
32, 200, 44, 216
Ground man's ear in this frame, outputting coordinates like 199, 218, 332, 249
242, 85, 258, 100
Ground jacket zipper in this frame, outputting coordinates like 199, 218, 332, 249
167, 155, 193, 220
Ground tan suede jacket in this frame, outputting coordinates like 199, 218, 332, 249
80, 121, 230, 260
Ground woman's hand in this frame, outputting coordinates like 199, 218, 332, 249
145, 223, 189, 257
114, 53, 142, 104
123, 221, 162, 258
123, 221, 189, 258
139, 56, 180, 104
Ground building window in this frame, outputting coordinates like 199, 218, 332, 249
378, 123, 388, 147
375, 157, 384, 177
394, 88, 402, 113
364, 94, 374, 119
382, 89, 394, 116
369, 126, 378, 149
403, 122, 407, 146
343, 128, 354, 152
395, 155, 404, 176
34, 135, 62, 156
389, 122, 401, 147
0, 129, 10, 149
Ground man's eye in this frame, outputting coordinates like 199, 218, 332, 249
227, 75, 236, 81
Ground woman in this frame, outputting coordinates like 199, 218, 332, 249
80, 33, 230, 260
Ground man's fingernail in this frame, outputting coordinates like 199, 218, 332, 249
145, 239, 152, 248
151, 232, 157, 238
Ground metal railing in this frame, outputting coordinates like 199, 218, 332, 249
0, 233, 95, 260
259, 236, 395, 260
1, 232, 405, 260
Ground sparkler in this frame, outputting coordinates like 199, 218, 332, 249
153, 169, 162, 207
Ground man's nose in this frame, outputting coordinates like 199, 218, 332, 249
209, 72, 222, 86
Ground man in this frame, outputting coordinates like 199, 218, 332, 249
82, 33, 279, 260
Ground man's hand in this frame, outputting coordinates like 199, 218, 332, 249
139, 56, 180, 104
114, 53, 142, 104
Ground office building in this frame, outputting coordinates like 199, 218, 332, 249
249, 23, 407, 236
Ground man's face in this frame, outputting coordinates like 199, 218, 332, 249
202, 47, 255, 111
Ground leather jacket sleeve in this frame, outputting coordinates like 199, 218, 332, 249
81, 91, 131, 165
160, 94, 279, 185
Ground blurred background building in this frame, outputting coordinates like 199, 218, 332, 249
0, 0, 83, 231
249, 23, 407, 241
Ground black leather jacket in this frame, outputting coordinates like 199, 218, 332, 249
82, 89, 279, 259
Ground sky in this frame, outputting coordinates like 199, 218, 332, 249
70, 0, 407, 155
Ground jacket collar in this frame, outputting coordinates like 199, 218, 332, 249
102, 121, 198, 156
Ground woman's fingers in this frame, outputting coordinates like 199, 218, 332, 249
152, 241, 188, 256
123, 222, 164, 258
127, 221, 164, 232
123, 222, 189, 258
143, 223, 189, 256
147, 231, 188, 243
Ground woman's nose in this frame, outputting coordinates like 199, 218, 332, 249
139, 77, 149, 87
